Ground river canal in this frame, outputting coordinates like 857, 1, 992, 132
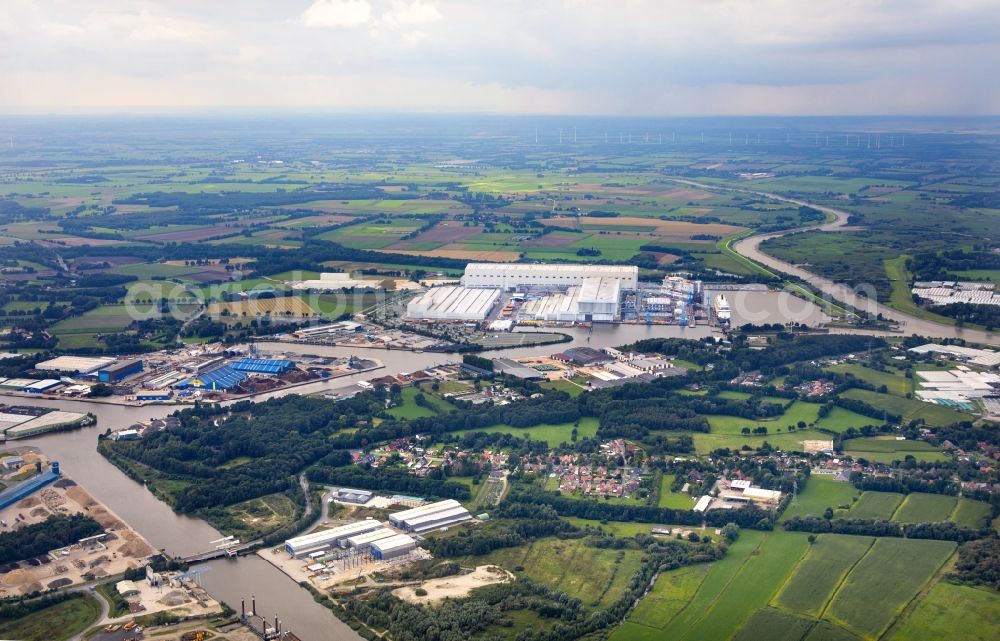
10, 323, 714, 640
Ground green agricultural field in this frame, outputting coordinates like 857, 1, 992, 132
539, 378, 585, 397
825, 538, 956, 639
626, 564, 712, 631
774, 535, 875, 616
826, 363, 912, 396
0, 594, 102, 641
318, 218, 424, 249
888, 582, 1000, 641
623, 529, 766, 641
843, 436, 948, 463
840, 389, 971, 426
891, 493, 957, 523
658, 474, 694, 509
950, 269, 1000, 285
950, 498, 992, 529
814, 407, 880, 433
462, 536, 643, 611
805, 621, 863, 641
780, 476, 859, 522
671, 531, 811, 641
109, 261, 205, 280
733, 608, 817, 641
386, 387, 453, 419
691, 427, 833, 455
705, 401, 822, 436
847, 491, 904, 520
465, 416, 599, 446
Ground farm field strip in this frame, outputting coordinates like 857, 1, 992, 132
824, 538, 956, 639
676, 531, 811, 641
773, 535, 876, 617
846, 491, 904, 520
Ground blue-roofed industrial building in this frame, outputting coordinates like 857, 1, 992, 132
0, 462, 60, 511
174, 365, 248, 391
97, 359, 143, 382
230, 358, 296, 375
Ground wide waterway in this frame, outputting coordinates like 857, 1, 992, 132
671, 178, 999, 346
10, 323, 714, 640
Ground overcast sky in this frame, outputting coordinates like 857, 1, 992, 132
2, 0, 999, 115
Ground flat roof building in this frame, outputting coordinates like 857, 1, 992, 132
389, 499, 462, 528
370, 534, 417, 560
406, 286, 501, 321
461, 263, 638, 291
389, 499, 472, 533
344, 528, 396, 549
285, 520, 383, 557
97, 359, 143, 383
35, 355, 115, 374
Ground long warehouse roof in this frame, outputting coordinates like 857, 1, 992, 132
286, 520, 382, 548
402, 505, 471, 528
371, 533, 416, 553
390, 499, 461, 522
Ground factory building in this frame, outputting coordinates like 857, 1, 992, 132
370, 533, 417, 560
332, 488, 374, 504
34, 356, 115, 375
174, 365, 248, 391
516, 277, 623, 323
0, 462, 60, 511
389, 499, 472, 533
97, 359, 144, 383
22, 379, 62, 393
230, 358, 296, 375
292, 272, 378, 291
461, 263, 638, 291
284, 520, 383, 557
343, 528, 396, 550
406, 286, 501, 321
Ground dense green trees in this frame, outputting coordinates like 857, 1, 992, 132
949, 538, 1000, 590
0, 514, 103, 564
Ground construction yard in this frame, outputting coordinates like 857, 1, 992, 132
0, 465, 155, 598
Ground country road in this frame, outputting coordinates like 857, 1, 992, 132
670, 178, 999, 346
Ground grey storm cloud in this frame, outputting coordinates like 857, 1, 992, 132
0, 0, 997, 114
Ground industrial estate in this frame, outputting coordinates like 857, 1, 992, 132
1, 114, 999, 641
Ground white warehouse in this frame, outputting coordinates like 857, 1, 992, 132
389, 499, 473, 533
518, 277, 623, 323
371, 533, 417, 560
284, 519, 383, 557
461, 263, 638, 291
406, 286, 501, 321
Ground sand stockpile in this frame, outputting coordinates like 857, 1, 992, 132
159, 590, 191, 607
15, 497, 40, 509
19, 581, 43, 595
89, 507, 124, 530
66, 486, 97, 508
118, 539, 153, 558
29, 507, 50, 518
2, 568, 36, 585
394, 566, 513, 604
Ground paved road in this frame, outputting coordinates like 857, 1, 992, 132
670, 178, 999, 346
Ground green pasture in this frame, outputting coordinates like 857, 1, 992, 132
846, 491, 904, 520
843, 436, 948, 463
463, 416, 599, 446
825, 538, 955, 639
780, 476, 859, 522
891, 493, 957, 523
842, 388, 973, 426
888, 582, 1000, 641
774, 535, 875, 616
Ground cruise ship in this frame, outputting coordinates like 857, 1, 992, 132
713, 294, 732, 322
